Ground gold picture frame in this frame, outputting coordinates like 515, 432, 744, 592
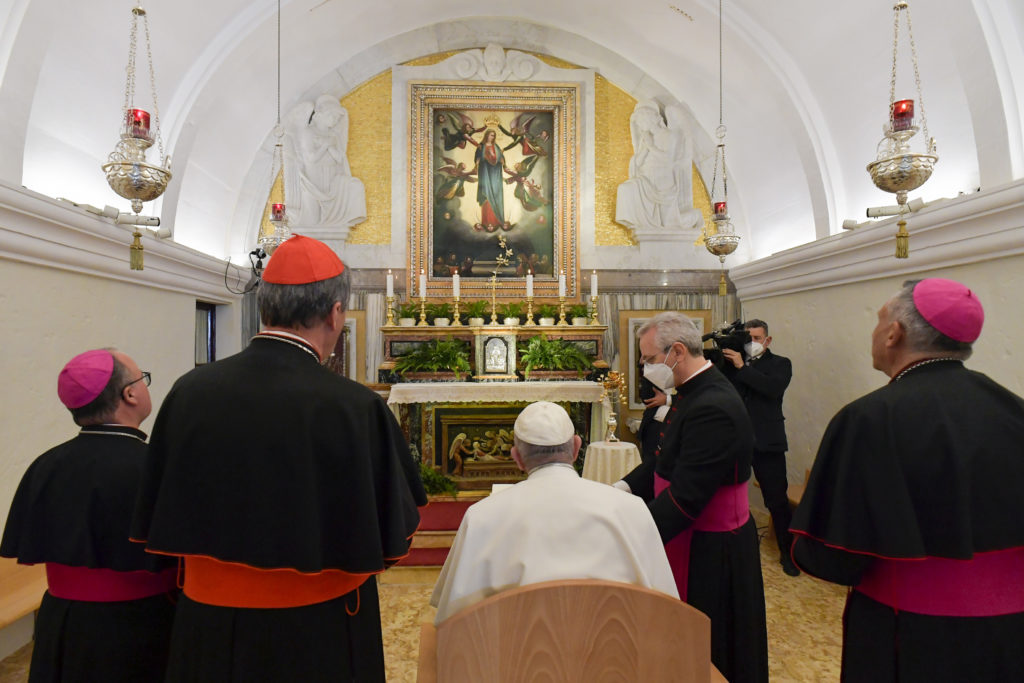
618, 309, 712, 411
408, 80, 580, 301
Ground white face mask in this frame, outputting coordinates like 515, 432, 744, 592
744, 341, 765, 359
643, 349, 678, 390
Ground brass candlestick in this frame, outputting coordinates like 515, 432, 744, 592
385, 295, 395, 326
417, 297, 429, 326
489, 274, 499, 325
599, 371, 628, 442
590, 295, 600, 325
557, 296, 568, 325
525, 296, 536, 325
452, 296, 462, 326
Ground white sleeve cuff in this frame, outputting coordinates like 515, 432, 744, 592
612, 480, 632, 494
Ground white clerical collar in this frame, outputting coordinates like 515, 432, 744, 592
526, 462, 577, 477
679, 359, 713, 386
256, 330, 322, 361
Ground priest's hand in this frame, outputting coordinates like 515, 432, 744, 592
722, 348, 744, 369
643, 389, 667, 408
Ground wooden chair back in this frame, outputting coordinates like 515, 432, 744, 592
418, 578, 724, 683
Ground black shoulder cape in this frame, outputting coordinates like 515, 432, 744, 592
1, 425, 174, 572
131, 336, 426, 573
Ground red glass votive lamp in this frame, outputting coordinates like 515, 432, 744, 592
891, 99, 914, 132
270, 203, 286, 222
124, 108, 152, 140
714, 201, 728, 219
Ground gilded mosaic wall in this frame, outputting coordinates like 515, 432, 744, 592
262, 49, 711, 248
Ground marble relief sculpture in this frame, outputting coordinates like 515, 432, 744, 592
284, 94, 366, 236
615, 101, 703, 238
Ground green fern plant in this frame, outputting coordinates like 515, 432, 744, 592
395, 301, 420, 320
427, 301, 453, 323
498, 301, 524, 320
568, 303, 590, 319
419, 461, 458, 496
517, 334, 594, 379
393, 337, 471, 379
535, 303, 558, 320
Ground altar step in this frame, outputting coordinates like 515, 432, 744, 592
397, 496, 483, 568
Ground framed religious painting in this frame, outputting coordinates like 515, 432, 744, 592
618, 310, 712, 411
408, 81, 580, 301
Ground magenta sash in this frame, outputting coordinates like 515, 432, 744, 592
654, 474, 750, 600
855, 547, 1024, 616
46, 563, 177, 602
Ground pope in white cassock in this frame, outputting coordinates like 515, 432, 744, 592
431, 401, 678, 623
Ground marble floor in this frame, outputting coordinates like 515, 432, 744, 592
0, 525, 846, 682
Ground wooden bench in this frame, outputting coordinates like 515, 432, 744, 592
0, 557, 47, 631
787, 468, 811, 509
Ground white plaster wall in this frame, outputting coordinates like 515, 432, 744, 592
741, 253, 1024, 487
0, 259, 203, 532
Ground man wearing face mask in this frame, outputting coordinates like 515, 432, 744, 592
721, 319, 798, 577
615, 312, 768, 683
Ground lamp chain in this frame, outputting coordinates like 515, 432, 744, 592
122, 11, 138, 126
141, 10, 166, 165
888, 3, 929, 144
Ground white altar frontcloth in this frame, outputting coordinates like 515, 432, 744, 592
582, 441, 642, 485
386, 381, 609, 443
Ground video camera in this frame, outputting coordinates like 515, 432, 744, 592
702, 319, 751, 369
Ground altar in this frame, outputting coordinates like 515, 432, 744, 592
388, 381, 610, 490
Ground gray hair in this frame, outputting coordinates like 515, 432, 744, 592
70, 349, 131, 426
744, 319, 769, 335
888, 280, 973, 359
513, 436, 575, 471
637, 312, 704, 357
258, 269, 351, 328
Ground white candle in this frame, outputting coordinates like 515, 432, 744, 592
386, 269, 394, 297
591, 270, 598, 298
419, 269, 426, 298
558, 270, 566, 297
526, 271, 534, 297
452, 272, 460, 297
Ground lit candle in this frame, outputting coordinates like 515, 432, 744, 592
558, 270, 566, 298
386, 269, 394, 297
271, 203, 285, 222
891, 99, 914, 132
526, 270, 534, 297
125, 109, 151, 139
419, 269, 426, 298
714, 201, 728, 218
591, 270, 598, 298
452, 272, 460, 297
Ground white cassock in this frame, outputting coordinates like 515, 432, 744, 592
431, 462, 679, 624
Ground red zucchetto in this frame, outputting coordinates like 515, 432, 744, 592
262, 235, 346, 285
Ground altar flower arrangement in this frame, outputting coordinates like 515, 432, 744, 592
517, 334, 594, 380
393, 337, 472, 381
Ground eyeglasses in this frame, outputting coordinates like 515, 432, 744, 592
639, 346, 672, 366
121, 371, 151, 392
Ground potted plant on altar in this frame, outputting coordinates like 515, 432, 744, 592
395, 301, 419, 327
428, 302, 453, 326
498, 301, 524, 326
569, 303, 590, 326
535, 303, 558, 326
462, 299, 489, 326
393, 337, 471, 381
419, 461, 458, 497
517, 334, 594, 380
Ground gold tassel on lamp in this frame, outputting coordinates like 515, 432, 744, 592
129, 230, 144, 270
719, 272, 728, 296
895, 220, 909, 259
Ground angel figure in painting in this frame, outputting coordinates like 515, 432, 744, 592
499, 113, 549, 157
283, 95, 367, 231
435, 156, 478, 202
615, 100, 703, 235
437, 111, 484, 151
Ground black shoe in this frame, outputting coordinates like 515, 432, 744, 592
780, 558, 800, 577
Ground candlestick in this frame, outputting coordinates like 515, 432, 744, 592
418, 269, 426, 298
558, 270, 566, 298
526, 270, 534, 298
557, 296, 568, 326
417, 297, 429, 326
451, 296, 462, 326
590, 295, 600, 325
385, 295, 395, 326
452, 272, 460, 298
591, 270, 598, 298
891, 99, 914, 132
386, 269, 394, 297
489, 274, 498, 325
525, 296, 536, 326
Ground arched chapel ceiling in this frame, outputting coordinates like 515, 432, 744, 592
1, 0, 1021, 266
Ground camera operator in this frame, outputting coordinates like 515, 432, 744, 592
721, 319, 799, 577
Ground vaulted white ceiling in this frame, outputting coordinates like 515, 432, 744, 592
2, 0, 1021, 266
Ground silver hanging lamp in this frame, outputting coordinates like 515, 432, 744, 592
257, 0, 291, 256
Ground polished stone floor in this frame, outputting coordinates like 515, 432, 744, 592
0, 522, 846, 682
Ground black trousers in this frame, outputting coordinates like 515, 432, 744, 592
752, 448, 793, 558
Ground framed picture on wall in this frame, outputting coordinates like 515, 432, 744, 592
618, 309, 712, 410
408, 81, 580, 301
